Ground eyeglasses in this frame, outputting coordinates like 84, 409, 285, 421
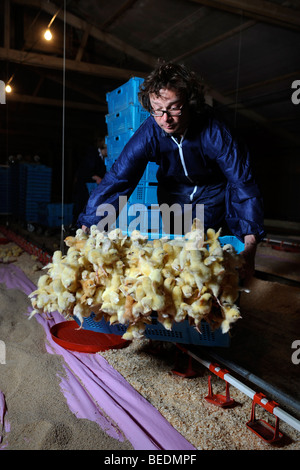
150, 104, 184, 117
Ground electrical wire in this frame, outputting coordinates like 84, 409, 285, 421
234, 11, 243, 128
60, 0, 66, 253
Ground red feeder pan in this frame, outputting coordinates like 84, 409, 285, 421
50, 321, 130, 353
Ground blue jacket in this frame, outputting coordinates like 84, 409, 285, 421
77, 111, 265, 242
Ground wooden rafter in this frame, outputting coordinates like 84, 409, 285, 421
224, 70, 300, 96
0, 47, 147, 80
75, 24, 91, 62
209, 87, 300, 145
100, 0, 139, 31
188, 0, 300, 30
35, 70, 107, 104
5, 91, 107, 111
12, 0, 157, 67
172, 19, 256, 62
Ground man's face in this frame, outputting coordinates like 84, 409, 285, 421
149, 87, 189, 136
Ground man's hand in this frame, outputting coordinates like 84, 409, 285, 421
82, 225, 89, 234
92, 175, 102, 184
240, 234, 257, 284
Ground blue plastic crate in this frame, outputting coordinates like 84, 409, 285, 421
0, 166, 12, 214
105, 159, 115, 172
140, 162, 159, 183
118, 205, 162, 239
20, 163, 52, 182
128, 183, 146, 204
122, 205, 161, 235
106, 104, 149, 135
18, 163, 52, 220
106, 77, 145, 113
105, 130, 135, 160
86, 183, 97, 194
128, 182, 158, 205
38, 203, 74, 227
74, 314, 230, 347
219, 235, 244, 253
145, 184, 158, 205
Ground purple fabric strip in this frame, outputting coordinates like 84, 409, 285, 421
0, 263, 195, 450
0, 391, 7, 445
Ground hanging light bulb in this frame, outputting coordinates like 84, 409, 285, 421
44, 28, 52, 40
43, 7, 61, 42
5, 84, 12, 93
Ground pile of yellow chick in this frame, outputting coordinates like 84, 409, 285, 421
0, 243, 23, 263
29, 220, 245, 340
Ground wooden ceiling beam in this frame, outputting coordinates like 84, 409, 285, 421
0, 47, 147, 80
75, 24, 91, 62
209, 87, 300, 145
100, 0, 139, 31
224, 70, 300, 96
188, 0, 300, 30
12, 0, 157, 67
5, 91, 107, 111
35, 70, 107, 104
172, 19, 255, 62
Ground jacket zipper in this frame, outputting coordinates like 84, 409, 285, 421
171, 131, 197, 201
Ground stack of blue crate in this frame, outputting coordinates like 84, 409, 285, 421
0, 165, 12, 215
18, 163, 52, 223
105, 77, 161, 236
105, 77, 148, 167
10, 163, 20, 217
38, 202, 74, 228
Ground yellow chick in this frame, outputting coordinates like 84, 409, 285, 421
57, 291, 76, 312
60, 265, 79, 292
190, 292, 212, 326
221, 304, 241, 333
122, 322, 146, 340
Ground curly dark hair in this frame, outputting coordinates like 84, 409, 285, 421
138, 60, 205, 113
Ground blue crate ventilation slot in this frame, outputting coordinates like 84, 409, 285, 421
128, 182, 158, 205
74, 235, 244, 347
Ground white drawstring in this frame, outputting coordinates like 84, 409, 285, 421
171, 131, 197, 201
189, 185, 198, 201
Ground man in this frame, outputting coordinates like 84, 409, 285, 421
72, 137, 107, 224
78, 61, 265, 282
